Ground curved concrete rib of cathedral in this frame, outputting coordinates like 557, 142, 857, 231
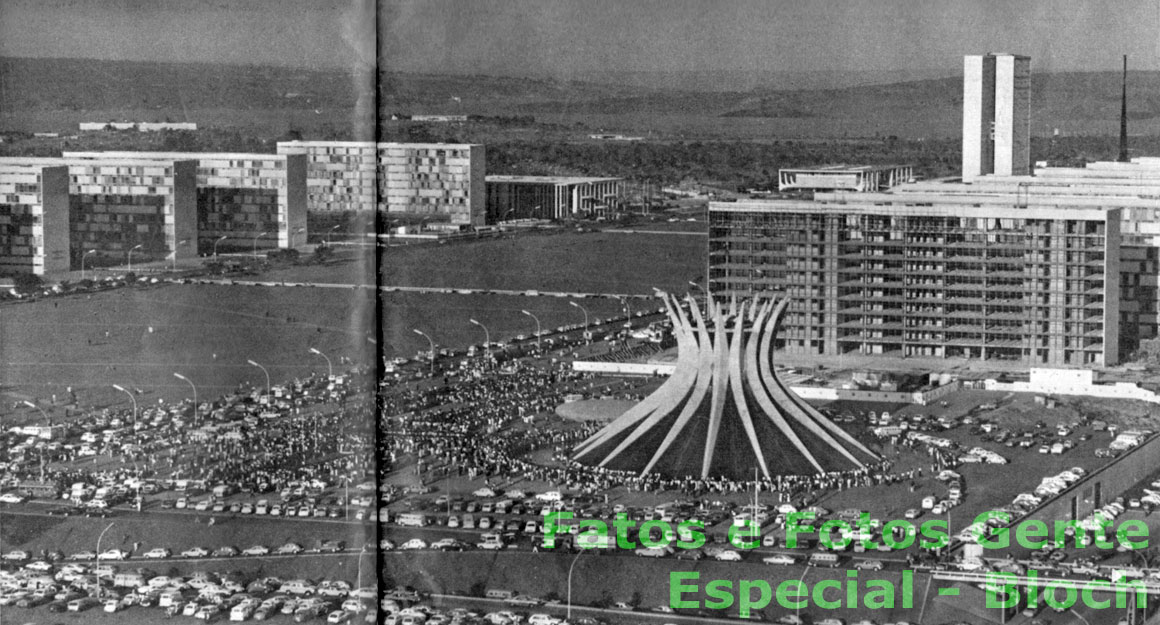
572, 293, 879, 481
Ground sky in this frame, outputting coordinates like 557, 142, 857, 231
1, 0, 1157, 79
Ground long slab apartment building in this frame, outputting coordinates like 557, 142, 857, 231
64, 152, 308, 253
276, 141, 485, 225
0, 163, 72, 275
709, 196, 1121, 366
0, 151, 306, 275
0, 156, 198, 272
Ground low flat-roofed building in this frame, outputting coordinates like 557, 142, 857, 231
0, 156, 198, 270
486, 175, 622, 221
777, 164, 915, 193
276, 140, 485, 225
0, 163, 71, 275
64, 152, 307, 253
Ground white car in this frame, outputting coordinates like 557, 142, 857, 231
714, 550, 743, 562
98, 549, 129, 560
276, 542, 304, 555
181, 547, 210, 558
763, 554, 796, 565
399, 539, 428, 551
0, 493, 26, 504
473, 487, 496, 498
242, 545, 270, 556
143, 548, 172, 559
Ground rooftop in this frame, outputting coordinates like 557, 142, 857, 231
486, 175, 622, 185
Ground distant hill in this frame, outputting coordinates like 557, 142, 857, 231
0, 57, 365, 114
2, 57, 1158, 139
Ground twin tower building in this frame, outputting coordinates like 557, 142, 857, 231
0, 141, 483, 276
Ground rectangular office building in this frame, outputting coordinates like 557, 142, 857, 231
485, 175, 622, 221
0, 164, 71, 275
276, 140, 485, 226
65, 152, 308, 253
709, 197, 1121, 367
0, 157, 198, 270
963, 53, 1031, 179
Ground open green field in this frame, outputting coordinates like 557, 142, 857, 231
386, 230, 706, 293
0, 283, 375, 420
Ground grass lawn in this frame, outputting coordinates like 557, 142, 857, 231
1, 283, 376, 420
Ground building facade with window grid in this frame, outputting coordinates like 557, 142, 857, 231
276, 141, 485, 226
0, 164, 70, 275
0, 157, 198, 270
709, 197, 1121, 367
64, 152, 307, 253
485, 175, 623, 221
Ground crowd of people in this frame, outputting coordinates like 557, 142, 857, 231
381, 343, 933, 507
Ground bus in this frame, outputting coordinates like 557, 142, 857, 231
395, 513, 428, 527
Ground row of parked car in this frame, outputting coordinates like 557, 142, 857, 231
2, 539, 351, 565
0, 562, 376, 622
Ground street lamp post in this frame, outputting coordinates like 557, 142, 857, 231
21, 400, 50, 426
81, 249, 97, 281
468, 318, 491, 367
247, 359, 271, 399
126, 244, 143, 273
327, 224, 341, 246
94, 522, 115, 598
520, 309, 542, 350
171, 240, 188, 271
212, 235, 228, 258
252, 232, 268, 258
173, 373, 198, 425
309, 347, 333, 379
617, 296, 632, 319
567, 548, 589, 621
111, 384, 137, 424
412, 329, 435, 375
569, 301, 589, 329
468, 319, 490, 348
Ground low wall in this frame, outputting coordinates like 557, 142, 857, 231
572, 361, 675, 376
1023, 432, 1160, 526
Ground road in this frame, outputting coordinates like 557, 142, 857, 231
180, 278, 659, 300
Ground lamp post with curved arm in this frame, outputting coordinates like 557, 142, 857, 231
413, 329, 435, 375
171, 240, 188, 271
309, 347, 333, 379
173, 373, 197, 425
567, 548, 589, 621
111, 384, 137, 424
22, 400, 50, 426
520, 309, 542, 350
468, 319, 490, 367
94, 522, 115, 598
327, 224, 341, 246
252, 232, 268, 258
126, 244, 143, 273
247, 359, 270, 398
569, 301, 589, 329
81, 249, 97, 281
212, 235, 228, 258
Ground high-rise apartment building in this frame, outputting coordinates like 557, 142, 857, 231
276, 141, 485, 226
709, 196, 1121, 367
0, 164, 71, 275
962, 53, 1031, 179
64, 152, 308, 253
0, 157, 198, 270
